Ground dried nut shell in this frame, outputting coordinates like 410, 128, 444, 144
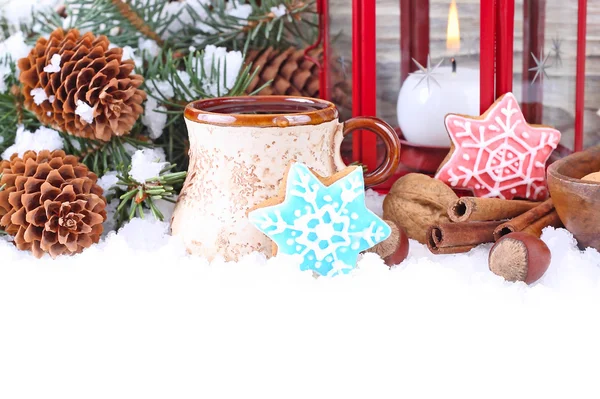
383, 173, 458, 244
366, 220, 409, 266
582, 172, 600, 182
489, 232, 551, 285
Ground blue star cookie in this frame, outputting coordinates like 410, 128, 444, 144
248, 163, 391, 277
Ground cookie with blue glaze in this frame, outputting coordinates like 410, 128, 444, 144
248, 163, 391, 277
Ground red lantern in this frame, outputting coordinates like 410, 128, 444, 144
312, 0, 590, 191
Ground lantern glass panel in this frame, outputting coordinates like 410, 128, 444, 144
512, 0, 586, 150
326, 0, 483, 170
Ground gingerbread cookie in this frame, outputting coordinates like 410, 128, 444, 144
435, 92, 561, 200
248, 163, 391, 277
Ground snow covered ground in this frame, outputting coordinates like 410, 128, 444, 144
1, 192, 600, 398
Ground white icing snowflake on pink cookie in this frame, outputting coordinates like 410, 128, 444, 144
435, 92, 561, 200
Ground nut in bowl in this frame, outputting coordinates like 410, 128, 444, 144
547, 145, 600, 251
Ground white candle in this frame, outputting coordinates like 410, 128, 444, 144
396, 0, 480, 148
396, 65, 480, 147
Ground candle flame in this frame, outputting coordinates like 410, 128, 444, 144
446, 0, 460, 53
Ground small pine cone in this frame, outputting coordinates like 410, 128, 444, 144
0, 150, 107, 258
18, 29, 146, 142
245, 46, 320, 98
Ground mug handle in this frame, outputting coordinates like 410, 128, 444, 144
337, 117, 401, 188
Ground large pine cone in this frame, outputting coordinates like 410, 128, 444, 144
18, 29, 146, 142
0, 150, 107, 258
245, 47, 320, 97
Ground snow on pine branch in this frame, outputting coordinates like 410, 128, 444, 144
0, 0, 60, 31
129, 148, 168, 183
0, 31, 32, 93
142, 80, 175, 140
270, 4, 287, 18
1, 125, 63, 159
141, 45, 245, 140
197, 45, 244, 97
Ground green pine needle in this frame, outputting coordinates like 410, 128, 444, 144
143, 47, 267, 170
174, 0, 318, 52
60, 132, 151, 177
113, 164, 186, 227
53, 0, 177, 48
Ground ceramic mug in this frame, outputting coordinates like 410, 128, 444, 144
171, 96, 401, 261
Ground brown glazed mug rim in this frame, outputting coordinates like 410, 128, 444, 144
184, 96, 339, 127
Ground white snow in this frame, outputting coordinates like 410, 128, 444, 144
0, 31, 32, 92
177, 70, 192, 89
0, 31, 32, 63
197, 45, 244, 97
270, 4, 287, 18
193, 0, 252, 37
102, 198, 119, 235
162, 0, 210, 38
0, 190, 599, 398
75, 100, 94, 124
0, 63, 10, 93
1, 125, 63, 159
43, 53, 62, 73
142, 98, 168, 140
365, 189, 384, 217
97, 170, 120, 193
121, 45, 142, 68
129, 148, 168, 183
227, 1, 253, 20
30, 87, 48, 105
138, 38, 160, 58
142, 80, 175, 140
0, 0, 59, 29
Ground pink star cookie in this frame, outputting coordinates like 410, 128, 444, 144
435, 93, 561, 200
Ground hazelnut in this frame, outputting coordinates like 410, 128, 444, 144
489, 232, 551, 285
366, 220, 410, 266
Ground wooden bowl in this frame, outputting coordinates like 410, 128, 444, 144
547, 145, 600, 251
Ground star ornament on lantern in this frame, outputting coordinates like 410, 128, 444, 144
551, 34, 563, 68
529, 50, 551, 83
435, 92, 561, 200
248, 163, 391, 277
411, 55, 444, 92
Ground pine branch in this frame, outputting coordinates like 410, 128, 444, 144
58, 0, 178, 48
0, 172, 4, 236
0, 5, 56, 41
61, 130, 151, 177
109, 0, 164, 46
113, 163, 186, 225
142, 47, 267, 169
175, 0, 318, 52
0, 58, 40, 154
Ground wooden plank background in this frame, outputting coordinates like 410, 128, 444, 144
328, 0, 600, 149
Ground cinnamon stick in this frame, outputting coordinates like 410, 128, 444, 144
493, 199, 558, 240
427, 221, 504, 255
448, 197, 540, 223
521, 211, 563, 238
